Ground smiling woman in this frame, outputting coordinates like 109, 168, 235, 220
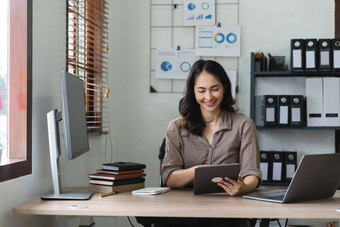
0, 0, 32, 182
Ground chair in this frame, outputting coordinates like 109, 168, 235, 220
158, 98, 181, 187
158, 137, 166, 187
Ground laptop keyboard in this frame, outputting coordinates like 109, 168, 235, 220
256, 191, 286, 200
267, 195, 285, 200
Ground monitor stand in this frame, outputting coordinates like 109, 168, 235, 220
41, 109, 92, 200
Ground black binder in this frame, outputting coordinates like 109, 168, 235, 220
304, 39, 318, 71
318, 39, 332, 71
290, 95, 305, 127
332, 39, 340, 71
283, 151, 297, 183
264, 95, 277, 127
278, 95, 290, 127
291, 39, 305, 71
270, 151, 284, 182
260, 151, 272, 182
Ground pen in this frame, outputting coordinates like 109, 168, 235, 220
99, 191, 118, 198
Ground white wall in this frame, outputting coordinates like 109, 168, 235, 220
239, 0, 335, 161
0, 0, 335, 227
111, 0, 335, 187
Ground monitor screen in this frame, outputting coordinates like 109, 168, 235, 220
61, 71, 89, 159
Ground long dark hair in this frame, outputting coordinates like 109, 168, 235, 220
179, 60, 235, 136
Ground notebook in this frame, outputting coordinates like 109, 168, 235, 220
243, 153, 340, 203
194, 163, 240, 195
132, 187, 170, 195
102, 162, 146, 171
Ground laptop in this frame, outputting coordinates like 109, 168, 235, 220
243, 153, 340, 203
194, 163, 240, 195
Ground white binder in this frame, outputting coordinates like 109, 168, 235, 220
306, 78, 323, 126
323, 78, 340, 126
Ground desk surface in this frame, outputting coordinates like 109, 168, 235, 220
13, 188, 340, 219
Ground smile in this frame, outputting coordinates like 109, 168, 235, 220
204, 100, 216, 106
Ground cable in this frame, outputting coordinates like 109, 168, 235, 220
127, 217, 136, 227
104, 132, 113, 163
104, 104, 114, 163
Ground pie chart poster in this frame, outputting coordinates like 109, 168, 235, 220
196, 25, 241, 57
183, 0, 215, 26
155, 49, 199, 80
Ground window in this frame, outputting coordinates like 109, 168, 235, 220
0, 0, 32, 182
66, 0, 109, 135
0, 0, 8, 156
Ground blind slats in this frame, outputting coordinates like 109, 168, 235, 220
68, 47, 108, 62
67, 0, 109, 134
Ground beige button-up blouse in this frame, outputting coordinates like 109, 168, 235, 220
162, 111, 262, 186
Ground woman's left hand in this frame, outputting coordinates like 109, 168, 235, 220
217, 174, 245, 196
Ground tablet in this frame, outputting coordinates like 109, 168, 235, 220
193, 163, 240, 195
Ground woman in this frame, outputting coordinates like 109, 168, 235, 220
162, 59, 261, 195
137, 60, 261, 227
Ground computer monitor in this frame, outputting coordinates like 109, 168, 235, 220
61, 70, 89, 160
41, 71, 92, 200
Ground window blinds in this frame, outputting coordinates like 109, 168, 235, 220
67, 0, 109, 134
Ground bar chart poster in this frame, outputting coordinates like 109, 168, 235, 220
155, 48, 199, 80
183, 0, 215, 26
195, 25, 241, 57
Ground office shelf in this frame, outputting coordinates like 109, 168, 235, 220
253, 70, 340, 77
256, 126, 340, 130
249, 52, 340, 154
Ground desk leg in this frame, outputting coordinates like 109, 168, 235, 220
259, 219, 270, 227
79, 217, 95, 227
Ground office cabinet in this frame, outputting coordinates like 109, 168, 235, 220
250, 52, 340, 186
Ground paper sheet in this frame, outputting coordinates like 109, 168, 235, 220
195, 25, 241, 57
155, 48, 199, 80
183, 0, 215, 26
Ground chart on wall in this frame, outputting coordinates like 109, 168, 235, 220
196, 25, 240, 57
155, 48, 199, 80
183, 0, 215, 26
150, 0, 240, 93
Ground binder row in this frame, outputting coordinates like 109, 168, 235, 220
255, 95, 305, 127
260, 150, 297, 183
306, 77, 340, 126
291, 38, 340, 71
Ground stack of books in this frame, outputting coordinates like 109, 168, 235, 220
88, 162, 146, 193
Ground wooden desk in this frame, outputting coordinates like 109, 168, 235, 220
13, 188, 340, 220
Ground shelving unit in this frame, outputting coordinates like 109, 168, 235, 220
249, 52, 340, 154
